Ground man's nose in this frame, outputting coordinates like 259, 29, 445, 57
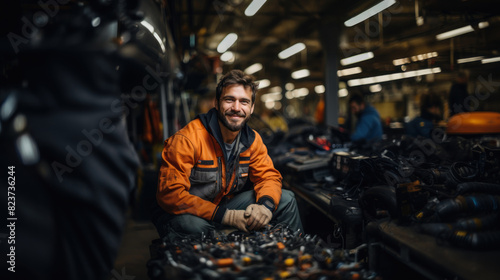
232, 101, 241, 111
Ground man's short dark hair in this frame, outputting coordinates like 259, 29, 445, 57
348, 92, 365, 105
216, 69, 258, 104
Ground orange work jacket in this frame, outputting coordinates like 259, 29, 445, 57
156, 108, 282, 223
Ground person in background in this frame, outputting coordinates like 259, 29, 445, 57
406, 92, 443, 138
153, 70, 303, 239
448, 71, 470, 117
348, 93, 383, 142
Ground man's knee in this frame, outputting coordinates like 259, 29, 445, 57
166, 214, 214, 236
280, 189, 296, 205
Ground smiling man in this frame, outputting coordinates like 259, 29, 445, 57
154, 70, 303, 239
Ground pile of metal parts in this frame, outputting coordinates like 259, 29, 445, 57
147, 224, 381, 280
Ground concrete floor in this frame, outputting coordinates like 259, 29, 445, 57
111, 215, 159, 280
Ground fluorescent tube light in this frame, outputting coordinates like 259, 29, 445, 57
338, 89, 349, 97
278, 43, 306, 59
478, 21, 490, 29
220, 51, 234, 62
369, 84, 382, 93
347, 67, 441, 86
269, 86, 282, 93
314, 85, 325, 94
393, 58, 410, 66
260, 92, 282, 102
264, 101, 274, 109
436, 21, 489, 41
245, 0, 267, 17
344, 0, 396, 27
340, 52, 374, 66
244, 63, 263, 74
482, 56, 500, 64
255, 79, 270, 89
457, 56, 484, 64
361, 77, 376, 84
337, 67, 362, 77
291, 69, 310, 79
292, 88, 309, 98
286, 88, 309, 99
217, 33, 238, 53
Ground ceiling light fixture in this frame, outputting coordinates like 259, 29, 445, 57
255, 79, 270, 89
393, 52, 438, 66
245, 0, 267, 17
293, 88, 309, 98
369, 84, 382, 92
340, 52, 374, 66
244, 63, 263, 74
314, 85, 325, 94
344, 0, 396, 27
337, 67, 362, 77
457, 56, 484, 64
347, 67, 441, 86
285, 88, 309, 99
278, 43, 306, 59
482, 56, 500, 64
285, 83, 295, 91
291, 69, 310, 79
436, 21, 489, 41
217, 33, 238, 53
220, 51, 234, 62
338, 89, 349, 97
260, 92, 282, 102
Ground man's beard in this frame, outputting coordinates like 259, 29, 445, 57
217, 109, 250, 132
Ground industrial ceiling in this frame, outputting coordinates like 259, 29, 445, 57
167, 0, 500, 97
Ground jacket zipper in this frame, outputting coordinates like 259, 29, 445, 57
217, 157, 223, 194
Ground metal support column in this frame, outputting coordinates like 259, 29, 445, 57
320, 19, 341, 127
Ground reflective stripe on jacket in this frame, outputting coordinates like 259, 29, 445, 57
156, 108, 282, 223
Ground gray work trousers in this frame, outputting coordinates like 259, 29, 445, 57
155, 189, 303, 240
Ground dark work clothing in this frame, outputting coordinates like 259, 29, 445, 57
448, 83, 469, 116
406, 117, 433, 138
351, 105, 383, 142
0, 52, 139, 280
406, 110, 440, 138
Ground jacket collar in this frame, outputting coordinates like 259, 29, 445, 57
198, 108, 255, 158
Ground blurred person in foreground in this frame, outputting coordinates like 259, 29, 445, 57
0, 2, 139, 279
348, 92, 383, 143
153, 70, 303, 239
406, 92, 444, 138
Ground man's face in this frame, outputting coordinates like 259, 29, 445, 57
350, 102, 364, 117
216, 84, 254, 132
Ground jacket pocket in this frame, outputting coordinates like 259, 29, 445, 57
189, 166, 218, 201
233, 163, 250, 194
